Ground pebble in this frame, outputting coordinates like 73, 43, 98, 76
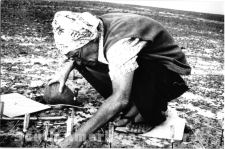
30, 80, 44, 88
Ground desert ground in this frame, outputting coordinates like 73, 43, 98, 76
0, 0, 224, 148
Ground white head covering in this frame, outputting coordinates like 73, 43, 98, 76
52, 11, 100, 54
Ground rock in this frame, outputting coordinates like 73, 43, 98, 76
30, 80, 44, 88
43, 82, 75, 105
12, 83, 28, 88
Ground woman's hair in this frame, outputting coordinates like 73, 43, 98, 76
52, 11, 100, 55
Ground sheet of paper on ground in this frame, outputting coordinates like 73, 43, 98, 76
141, 108, 186, 140
1, 93, 50, 117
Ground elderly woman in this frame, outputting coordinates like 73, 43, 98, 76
47, 11, 191, 147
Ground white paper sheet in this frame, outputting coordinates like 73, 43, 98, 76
0, 93, 50, 117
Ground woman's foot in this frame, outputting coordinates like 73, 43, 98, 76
114, 112, 144, 127
114, 102, 168, 134
114, 116, 130, 127
114, 103, 142, 127
115, 111, 168, 134
114, 112, 153, 134
115, 121, 154, 134
125, 122, 154, 134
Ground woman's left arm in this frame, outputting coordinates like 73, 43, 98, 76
58, 70, 135, 147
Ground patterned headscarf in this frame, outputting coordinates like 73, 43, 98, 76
52, 11, 100, 54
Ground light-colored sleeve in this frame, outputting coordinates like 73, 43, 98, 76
106, 38, 147, 80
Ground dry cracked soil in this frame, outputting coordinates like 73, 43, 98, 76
0, 0, 224, 148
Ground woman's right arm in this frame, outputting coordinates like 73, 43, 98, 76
48, 59, 75, 93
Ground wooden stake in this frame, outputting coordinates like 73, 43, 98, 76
108, 122, 114, 148
66, 108, 75, 137
44, 121, 50, 141
44, 121, 50, 148
22, 113, 30, 147
1, 116, 67, 121
49, 104, 84, 109
23, 113, 30, 133
170, 125, 175, 149
0, 102, 4, 128
220, 129, 224, 146
0, 102, 4, 118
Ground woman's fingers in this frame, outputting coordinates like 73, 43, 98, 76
48, 78, 58, 86
58, 80, 65, 93
47, 75, 66, 93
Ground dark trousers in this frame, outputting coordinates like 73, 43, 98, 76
74, 60, 188, 125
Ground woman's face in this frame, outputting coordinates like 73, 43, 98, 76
65, 39, 99, 59
65, 49, 79, 58
80, 39, 99, 52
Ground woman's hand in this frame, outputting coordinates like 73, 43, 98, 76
57, 133, 85, 148
48, 74, 67, 93
48, 60, 75, 93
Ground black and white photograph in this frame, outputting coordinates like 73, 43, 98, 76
0, 0, 224, 148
